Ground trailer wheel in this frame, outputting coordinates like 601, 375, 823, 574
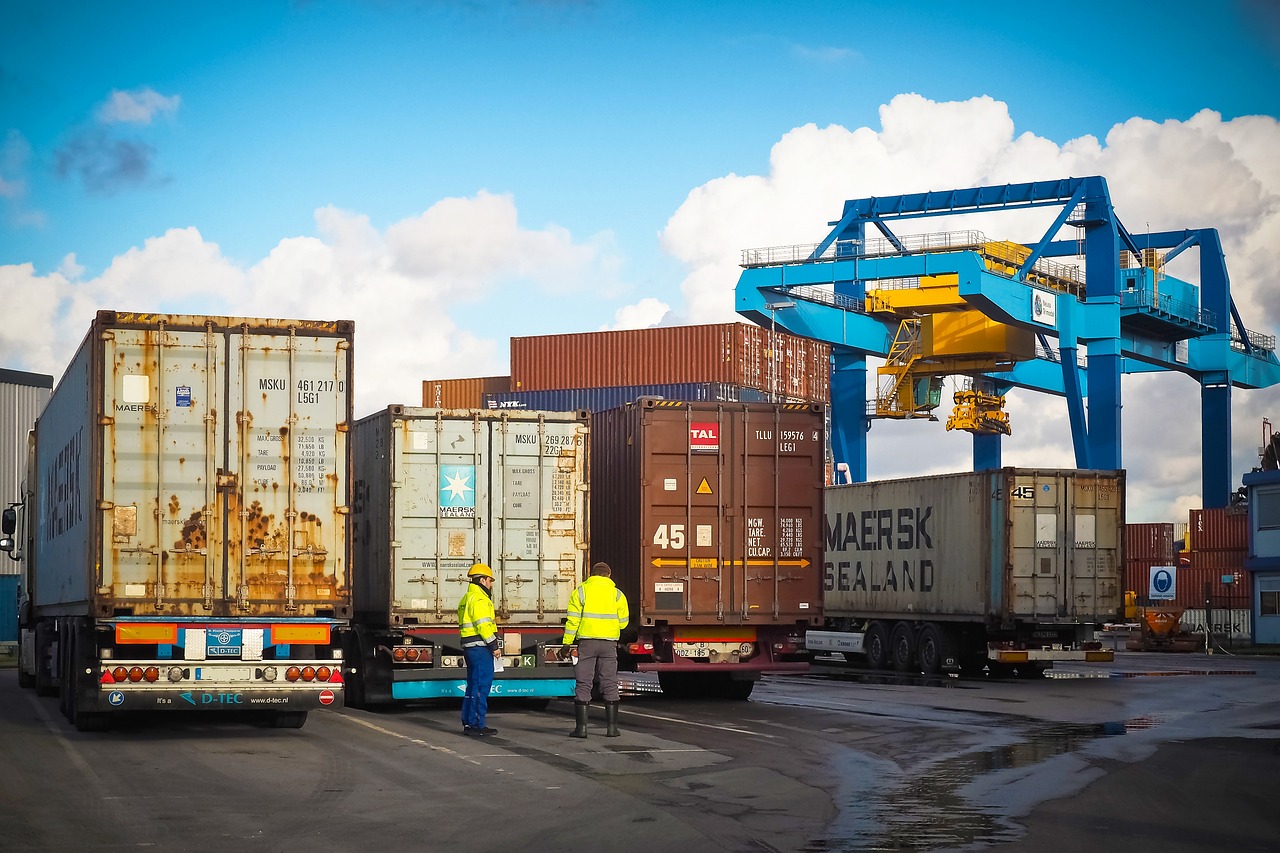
658, 671, 700, 698
864, 622, 889, 670
918, 624, 944, 675
890, 622, 916, 672
34, 621, 57, 697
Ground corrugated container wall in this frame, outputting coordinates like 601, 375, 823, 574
421, 376, 510, 410
589, 400, 826, 628
510, 323, 831, 404
1, 368, 53, 578
1125, 523, 1176, 562
32, 311, 353, 619
823, 469, 1124, 623
484, 382, 785, 413
1187, 507, 1248, 551
351, 406, 588, 627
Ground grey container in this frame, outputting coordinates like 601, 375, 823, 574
0, 368, 53, 577
31, 311, 354, 619
823, 468, 1124, 624
351, 406, 589, 626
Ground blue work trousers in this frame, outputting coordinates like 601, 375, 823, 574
461, 645, 495, 729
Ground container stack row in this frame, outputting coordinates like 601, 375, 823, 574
422, 322, 832, 412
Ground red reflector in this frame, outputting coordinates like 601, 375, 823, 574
100, 670, 116, 684
328, 667, 344, 683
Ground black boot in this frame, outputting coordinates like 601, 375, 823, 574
570, 701, 589, 738
605, 701, 620, 737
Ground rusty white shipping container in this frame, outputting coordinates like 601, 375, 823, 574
13, 311, 353, 730
588, 400, 825, 699
510, 322, 831, 404
347, 406, 588, 703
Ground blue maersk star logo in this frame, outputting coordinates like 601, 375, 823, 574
439, 465, 476, 517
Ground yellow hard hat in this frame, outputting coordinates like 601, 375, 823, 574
468, 563, 493, 579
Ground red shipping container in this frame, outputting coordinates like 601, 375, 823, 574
1185, 548, 1247, 571
1173, 566, 1253, 609
1187, 507, 1248, 551
510, 323, 831, 404
1125, 523, 1176, 562
421, 376, 510, 409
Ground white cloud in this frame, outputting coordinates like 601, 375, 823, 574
605, 297, 670, 330
0, 193, 621, 418
96, 88, 181, 124
661, 94, 1280, 521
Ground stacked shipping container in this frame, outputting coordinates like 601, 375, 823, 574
509, 323, 831, 404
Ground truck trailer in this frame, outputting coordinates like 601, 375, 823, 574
811, 468, 1120, 675
0, 311, 353, 730
588, 400, 825, 699
345, 406, 588, 705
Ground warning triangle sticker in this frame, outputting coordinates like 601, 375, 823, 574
697, 478, 713, 495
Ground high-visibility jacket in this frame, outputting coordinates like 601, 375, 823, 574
562, 576, 630, 643
458, 581, 498, 650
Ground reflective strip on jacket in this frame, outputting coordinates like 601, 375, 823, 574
458, 582, 498, 649
561, 576, 630, 643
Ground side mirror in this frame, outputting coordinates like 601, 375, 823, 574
0, 536, 12, 553
1, 506, 14, 535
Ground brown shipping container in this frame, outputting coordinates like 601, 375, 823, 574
1187, 507, 1248, 551
1125, 522, 1176, 562
1185, 548, 1246, 571
511, 323, 831, 403
421, 376, 510, 409
1174, 566, 1252, 609
589, 400, 825, 679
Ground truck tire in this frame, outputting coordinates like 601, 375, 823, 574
658, 671, 699, 698
864, 622, 889, 670
918, 624, 944, 675
890, 622, 916, 672
34, 622, 57, 697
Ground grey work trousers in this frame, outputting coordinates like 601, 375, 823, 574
574, 638, 620, 703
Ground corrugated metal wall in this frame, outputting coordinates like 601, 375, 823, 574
510, 323, 831, 403
421, 376, 510, 409
1, 369, 53, 579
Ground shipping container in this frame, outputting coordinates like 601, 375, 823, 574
1187, 507, 1248, 551
0, 368, 53, 578
1173, 566, 1252, 610
1177, 608, 1252, 641
813, 469, 1122, 674
422, 376, 510, 409
0, 575, 16, 643
511, 323, 831, 404
483, 382, 787, 413
588, 400, 825, 699
2, 311, 353, 731
347, 406, 588, 704
1125, 522, 1177, 563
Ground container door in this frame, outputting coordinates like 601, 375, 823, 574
227, 328, 349, 616
1007, 471, 1067, 617
1064, 472, 1123, 620
492, 415, 586, 621
103, 325, 221, 613
392, 414, 488, 620
641, 407, 729, 622
734, 407, 825, 621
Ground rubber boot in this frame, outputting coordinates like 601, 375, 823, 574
570, 701, 589, 738
604, 701, 620, 737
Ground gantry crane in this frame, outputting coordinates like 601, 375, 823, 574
736, 176, 1280, 507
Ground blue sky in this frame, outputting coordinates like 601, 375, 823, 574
2, 0, 1279, 521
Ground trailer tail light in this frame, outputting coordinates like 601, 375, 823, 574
628, 641, 655, 656
261, 666, 278, 682
772, 639, 801, 654
286, 666, 302, 682
392, 643, 432, 664
301, 666, 317, 682
168, 667, 185, 682
393, 647, 407, 662
112, 666, 128, 682
316, 666, 332, 681
128, 667, 145, 682
143, 667, 159, 683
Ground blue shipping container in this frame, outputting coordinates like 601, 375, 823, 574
0, 575, 17, 643
483, 383, 785, 413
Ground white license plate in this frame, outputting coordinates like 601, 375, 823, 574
194, 667, 253, 682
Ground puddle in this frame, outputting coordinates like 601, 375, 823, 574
808, 717, 1157, 851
